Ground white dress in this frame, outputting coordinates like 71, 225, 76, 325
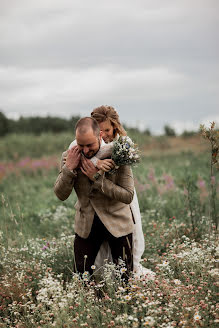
69, 140, 155, 279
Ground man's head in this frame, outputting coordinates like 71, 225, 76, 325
75, 117, 102, 158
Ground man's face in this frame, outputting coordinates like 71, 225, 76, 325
76, 128, 101, 158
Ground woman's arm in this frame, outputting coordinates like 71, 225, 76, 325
91, 143, 114, 171
68, 139, 114, 171
94, 143, 113, 159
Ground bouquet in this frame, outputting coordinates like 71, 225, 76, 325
111, 136, 140, 171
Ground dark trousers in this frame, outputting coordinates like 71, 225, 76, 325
74, 214, 133, 275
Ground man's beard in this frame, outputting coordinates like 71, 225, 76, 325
82, 138, 101, 159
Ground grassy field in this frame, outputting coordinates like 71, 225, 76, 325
0, 132, 218, 327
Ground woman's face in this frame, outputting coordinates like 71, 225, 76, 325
99, 120, 114, 143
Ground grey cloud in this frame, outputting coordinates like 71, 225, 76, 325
1, 0, 218, 68
0, 0, 218, 133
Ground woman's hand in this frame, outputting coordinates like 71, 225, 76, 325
97, 159, 115, 172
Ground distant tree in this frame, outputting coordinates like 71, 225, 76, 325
144, 128, 151, 136
70, 115, 81, 131
4, 115, 82, 134
181, 130, 197, 138
0, 111, 9, 136
164, 124, 176, 137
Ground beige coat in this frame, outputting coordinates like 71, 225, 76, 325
54, 151, 135, 238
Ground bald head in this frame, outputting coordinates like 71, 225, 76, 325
75, 117, 100, 137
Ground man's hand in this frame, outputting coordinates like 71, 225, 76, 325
80, 157, 98, 181
97, 159, 115, 172
65, 146, 81, 171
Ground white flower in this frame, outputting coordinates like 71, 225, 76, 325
194, 312, 201, 321
120, 267, 127, 273
82, 271, 89, 280
124, 294, 131, 301
143, 316, 155, 326
82, 271, 89, 276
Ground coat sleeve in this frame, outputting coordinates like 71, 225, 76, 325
91, 165, 134, 204
54, 151, 77, 201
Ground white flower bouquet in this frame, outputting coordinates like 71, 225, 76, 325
111, 136, 140, 171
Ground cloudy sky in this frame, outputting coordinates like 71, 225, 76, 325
0, 0, 218, 134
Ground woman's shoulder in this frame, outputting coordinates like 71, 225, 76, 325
69, 139, 77, 149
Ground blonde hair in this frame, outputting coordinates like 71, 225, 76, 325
91, 105, 126, 138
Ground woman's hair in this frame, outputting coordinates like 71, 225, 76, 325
91, 105, 126, 137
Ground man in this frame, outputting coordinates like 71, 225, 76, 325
54, 117, 134, 276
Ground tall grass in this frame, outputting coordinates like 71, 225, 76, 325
0, 132, 218, 327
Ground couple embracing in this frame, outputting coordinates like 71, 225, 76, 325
54, 106, 147, 279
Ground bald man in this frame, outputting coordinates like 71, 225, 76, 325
54, 117, 135, 277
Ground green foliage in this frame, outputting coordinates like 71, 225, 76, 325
1, 143, 216, 246
164, 124, 176, 137
2, 115, 81, 135
143, 128, 151, 136
181, 130, 198, 138
200, 121, 219, 169
0, 133, 218, 327
200, 122, 219, 229
0, 130, 152, 161
0, 111, 9, 136
0, 132, 75, 161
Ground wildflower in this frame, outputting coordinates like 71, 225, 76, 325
131, 284, 139, 289
211, 176, 216, 185
91, 265, 96, 270
143, 316, 155, 326
111, 136, 140, 170
82, 271, 89, 281
120, 267, 127, 274
194, 312, 201, 321
83, 277, 89, 282
124, 294, 131, 301
83, 271, 89, 275
197, 179, 205, 188
179, 320, 186, 326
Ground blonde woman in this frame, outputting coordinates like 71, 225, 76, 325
68, 106, 152, 278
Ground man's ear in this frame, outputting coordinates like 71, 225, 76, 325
99, 130, 103, 139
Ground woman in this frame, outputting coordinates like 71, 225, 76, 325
69, 106, 152, 278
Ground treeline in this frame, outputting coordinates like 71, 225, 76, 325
0, 112, 80, 136
0, 111, 198, 137
0, 111, 153, 136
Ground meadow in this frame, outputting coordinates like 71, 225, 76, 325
0, 130, 218, 328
